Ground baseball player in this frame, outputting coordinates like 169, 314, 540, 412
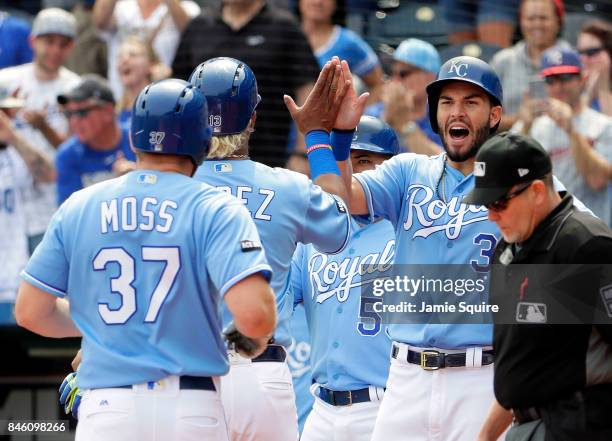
325, 56, 592, 441
189, 57, 352, 441
291, 115, 398, 441
15, 78, 277, 440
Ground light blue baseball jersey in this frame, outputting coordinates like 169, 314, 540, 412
194, 159, 351, 346
287, 303, 314, 434
292, 216, 394, 390
22, 170, 271, 389
354, 153, 499, 349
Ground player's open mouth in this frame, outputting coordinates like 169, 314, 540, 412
448, 124, 470, 140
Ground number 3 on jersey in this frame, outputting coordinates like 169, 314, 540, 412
93, 246, 181, 324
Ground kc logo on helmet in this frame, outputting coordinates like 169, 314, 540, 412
448, 60, 469, 77
474, 161, 486, 177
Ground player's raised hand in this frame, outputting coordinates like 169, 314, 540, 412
333, 60, 369, 130
284, 57, 350, 133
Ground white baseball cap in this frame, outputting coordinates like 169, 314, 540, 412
31, 8, 77, 39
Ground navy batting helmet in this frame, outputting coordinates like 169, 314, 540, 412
426, 56, 503, 134
130, 78, 211, 166
189, 57, 261, 136
351, 116, 400, 156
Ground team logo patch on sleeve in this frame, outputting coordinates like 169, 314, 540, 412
241, 240, 262, 252
335, 197, 347, 213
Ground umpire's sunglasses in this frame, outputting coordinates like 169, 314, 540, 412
485, 181, 534, 212
63, 106, 100, 119
544, 73, 580, 85
578, 46, 604, 57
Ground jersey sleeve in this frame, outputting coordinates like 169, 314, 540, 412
298, 180, 351, 254
204, 197, 272, 297
342, 28, 379, 77
21, 204, 70, 298
291, 245, 305, 306
353, 154, 411, 226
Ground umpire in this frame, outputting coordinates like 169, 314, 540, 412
464, 132, 612, 441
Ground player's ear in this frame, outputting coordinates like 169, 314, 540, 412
489, 105, 502, 130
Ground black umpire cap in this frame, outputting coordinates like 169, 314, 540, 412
57, 74, 115, 106
463, 132, 552, 206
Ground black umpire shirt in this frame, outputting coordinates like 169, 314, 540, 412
172, 3, 320, 168
490, 194, 612, 411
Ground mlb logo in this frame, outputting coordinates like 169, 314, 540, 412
600, 284, 612, 318
214, 163, 232, 173
516, 302, 547, 323
517, 168, 530, 177
137, 173, 157, 185
474, 162, 486, 177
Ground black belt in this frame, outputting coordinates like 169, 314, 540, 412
512, 407, 542, 424
113, 376, 215, 391
252, 344, 286, 363
391, 345, 494, 370
318, 387, 373, 406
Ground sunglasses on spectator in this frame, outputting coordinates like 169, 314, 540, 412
485, 181, 533, 212
392, 68, 418, 79
578, 47, 604, 57
544, 73, 580, 85
63, 106, 100, 118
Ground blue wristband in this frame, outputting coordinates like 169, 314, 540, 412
305, 130, 340, 180
331, 128, 355, 161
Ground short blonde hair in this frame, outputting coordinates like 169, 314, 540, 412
207, 129, 251, 159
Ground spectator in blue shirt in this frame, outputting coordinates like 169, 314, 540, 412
0, 11, 34, 69
55, 74, 134, 204
365, 38, 442, 155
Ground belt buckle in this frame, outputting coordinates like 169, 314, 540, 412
420, 350, 440, 370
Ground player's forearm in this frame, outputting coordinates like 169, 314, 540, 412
163, 0, 192, 32
16, 288, 80, 338
314, 174, 349, 207
93, 0, 118, 29
477, 399, 513, 441
569, 130, 610, 189
10, 132, 56, 183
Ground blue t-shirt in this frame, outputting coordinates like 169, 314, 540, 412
22, 170, 271, 389
0, 13, 32, 69
316, 26, 379, 77
55, 126, 135, 204
364, 102, 442, 149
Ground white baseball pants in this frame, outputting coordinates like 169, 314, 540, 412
220, 350, 299, 441
371, 342, 496, 441
76, 375, 228, 441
